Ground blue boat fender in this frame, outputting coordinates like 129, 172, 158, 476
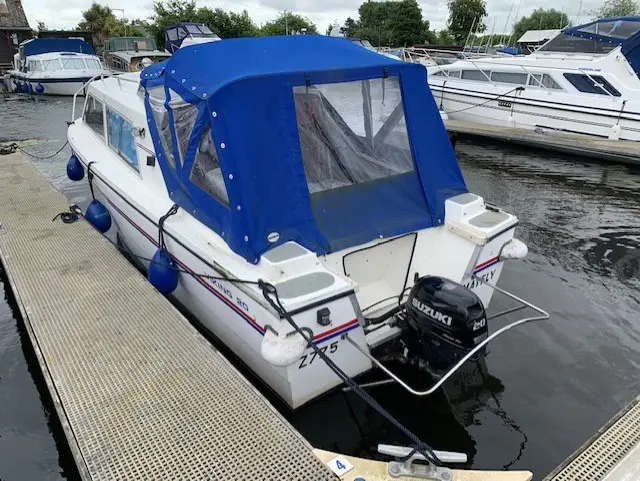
147, 248, 179, 294
35, 83, 45, 94
85, 199, 112, 233
66, 154, 84, 181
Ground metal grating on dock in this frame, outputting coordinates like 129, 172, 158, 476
0, 152, 334, 481
544, 396, 640, 481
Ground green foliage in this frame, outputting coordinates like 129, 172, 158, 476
590, 0, 640, 17
446, 0, 487, 44
512, 8, 569, 44
435, 29, 455, 45
78, 2, 144, 51
338, 0, 427, 46
259, 12, 317, 36
198, 9, 258, 38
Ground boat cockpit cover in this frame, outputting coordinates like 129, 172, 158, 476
23, 38, 95, 56
558, 17, 640, 75
140, 35, 466, 263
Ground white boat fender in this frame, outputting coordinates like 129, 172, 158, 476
499, 238, 528, 260
261, 326, 307, 367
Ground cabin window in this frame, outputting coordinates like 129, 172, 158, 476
189, 127, 229, 207
490, 71, 527, 85
461, 70, 491, 81
537, 33, 617, 54
528, 74, 562, 90
563, 73, 621, 96
33, 61, 43, 72
107, 108, 139, 169
85, 59, 102, 69
170, 92, 199, 163
42, 60, 61, 71
293, 77, 414, 195
167, 28, 178, 41
61, 58, 86, 70
84, 96, 105, 137
147, 86, 176, 168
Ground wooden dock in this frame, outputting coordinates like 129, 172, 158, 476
0, 151, 334, 480
445, 119, 640, 165
544, 395, 640, 481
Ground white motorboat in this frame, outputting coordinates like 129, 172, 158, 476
102, 36, 171, 73
428, 16, 640, 141
66, 35, 541, 410
9, 38, 109, 96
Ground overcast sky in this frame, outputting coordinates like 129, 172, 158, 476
22, 0, 601, 35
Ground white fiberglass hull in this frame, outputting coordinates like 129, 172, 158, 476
80, 170, 372, 409
9, 71, 104, 96
431, 84, 640, 141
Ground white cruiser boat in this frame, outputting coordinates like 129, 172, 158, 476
428, 17, 640, 141
9, 38, 108, 96
103, 36, 171, 73
163, 22, 221, 54
67, 35, 541, 410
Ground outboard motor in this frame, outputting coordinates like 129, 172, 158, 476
404, 276, 488, 378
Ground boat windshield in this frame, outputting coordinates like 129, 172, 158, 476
575, 19, 640, 39
108, 37, 157, 52
185, 24, 215, 35
537, 33, 619, 54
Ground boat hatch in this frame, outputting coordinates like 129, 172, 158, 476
140, 35, 466, 264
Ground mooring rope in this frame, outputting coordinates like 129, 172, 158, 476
0, 140, 69, 159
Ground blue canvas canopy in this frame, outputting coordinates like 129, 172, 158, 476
141, 35, 466, 263
23, 38, 95, 56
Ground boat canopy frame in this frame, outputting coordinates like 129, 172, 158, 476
140, 35, 466, 264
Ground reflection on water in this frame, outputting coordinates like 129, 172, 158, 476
0, 97, 639, 481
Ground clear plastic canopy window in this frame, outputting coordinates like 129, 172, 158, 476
578, 19, 640, 39
293, 76, 414, 195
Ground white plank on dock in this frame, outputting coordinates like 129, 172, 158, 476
0, 152, 334, 481
445, 119, 640, 165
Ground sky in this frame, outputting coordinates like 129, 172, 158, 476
22, 0, 602, 35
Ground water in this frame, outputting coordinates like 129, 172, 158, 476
0, 96, 639, 480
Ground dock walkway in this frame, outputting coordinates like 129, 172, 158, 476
544, 395, 640, 480
0, 152, 334, 480
445, 119, 640, 165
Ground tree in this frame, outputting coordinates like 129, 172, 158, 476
387, 0, 425, 46
260, 12, 317, 36
512, 9, 569, 45
197, 8, 258, 38
436, 29, 455, 45
590, 0, 640, 17
78, 2, 121, 52
343, 17, 359, 37
447, 0, 487, 45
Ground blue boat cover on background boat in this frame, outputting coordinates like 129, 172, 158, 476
141, 35, 467, 263
23, 38, 95, 56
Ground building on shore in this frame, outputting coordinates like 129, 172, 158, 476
517, 29, 561, 54
0, 0, 31, 71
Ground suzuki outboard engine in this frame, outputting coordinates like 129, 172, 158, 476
404, 276, 488, 378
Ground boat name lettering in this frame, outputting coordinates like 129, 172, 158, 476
411, 298, 452, 326
465, 268, 497, 289
580, 67, 601, 72
498, 100, 512, 108
209, 279, 249, 312
298, 341, 338, 369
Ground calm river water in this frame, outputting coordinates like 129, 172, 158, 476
0, 96, 639, 480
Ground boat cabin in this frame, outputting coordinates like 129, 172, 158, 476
139, 35, 465, 263
163, 22, 221, 54
103, 36, 170, 73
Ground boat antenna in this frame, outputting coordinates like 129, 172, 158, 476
464, 16, 477, 50
505, 0, 523, 48
575, 0, 583, 26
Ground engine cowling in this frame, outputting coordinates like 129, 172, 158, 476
405, 276, 488, 377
